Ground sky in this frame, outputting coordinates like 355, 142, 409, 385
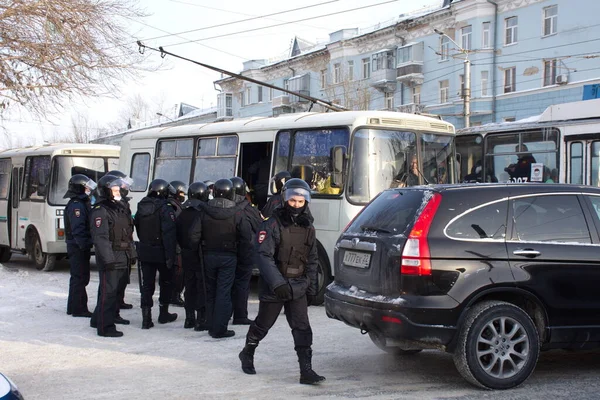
2, 0, 440, 147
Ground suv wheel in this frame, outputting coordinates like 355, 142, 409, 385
453, 300, 540, 390
368, 332, 423, 355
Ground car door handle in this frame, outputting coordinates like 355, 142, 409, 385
513, 249, 541, 258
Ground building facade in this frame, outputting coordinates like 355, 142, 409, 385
214, 0, 600, 128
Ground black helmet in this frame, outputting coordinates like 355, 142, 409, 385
282, 178, 311, 203
96, 174, 120, 201
230, 177, 246, 197
271, 171, 292, 194
148, 179, 176, 199
213, 178, 234, 200
63, 174, 97, 199
170, 180, 188, 202
107, 170, 133, 198
188, 182, 209, 202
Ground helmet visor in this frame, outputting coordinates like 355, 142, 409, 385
85, 179, 98, 191
283, 187, 311, 203
120, 176, 134, 190
107, 177, 127, 189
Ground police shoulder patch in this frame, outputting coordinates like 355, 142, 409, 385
258, 230, 267, 244
170, 212, 175, 221
74, 209, 81, 218
95, 217, 102, 228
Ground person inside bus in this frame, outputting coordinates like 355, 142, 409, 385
463, 161, 483, 183
505, 144, 536, 181
261, 171, 291, 218
545, 168, 558, 183
392, 155, 420, 187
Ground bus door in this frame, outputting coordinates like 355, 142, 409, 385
0, 160, 11, 247
10, 167, 23, 249
237, 142, 272, 209
568, 139, 600, 186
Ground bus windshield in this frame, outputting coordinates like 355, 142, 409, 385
348, 129, 454, 204
49, 156, 115, 206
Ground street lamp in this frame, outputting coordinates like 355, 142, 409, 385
434, 29, 471, 128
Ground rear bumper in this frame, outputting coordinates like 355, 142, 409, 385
325, 282, 458, 348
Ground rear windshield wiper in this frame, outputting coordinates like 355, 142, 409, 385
360, 225, 391, 233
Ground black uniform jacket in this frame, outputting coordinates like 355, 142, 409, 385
235, 195, 263, 235
176, 199, 205, 270
65, 194, 92, 250
260, 194, 282, 219
134, 197, 177, 267
90, 198, 135, 270
255, 206, 318, 302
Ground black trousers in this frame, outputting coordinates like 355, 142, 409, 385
184, 266, 206, 312
67, 244, 91, 315
140, 261, 173, 308
204, 253, 236, 335
246, 296, 313, 349
92, 268, 127, 335
172, 256, 184, 296
231, 262, 253, 320
117, 263, 131, 308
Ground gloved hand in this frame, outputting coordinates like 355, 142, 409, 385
273, 283, 292, 301
306, 294, 316, 306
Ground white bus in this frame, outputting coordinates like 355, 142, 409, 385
118, 111, 456, 303
0, 143, 120, 270
456, 98, 600, 186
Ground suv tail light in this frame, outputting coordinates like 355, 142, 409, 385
401, 192, 442, 276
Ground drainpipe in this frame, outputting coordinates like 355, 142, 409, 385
487, 0, 498, 122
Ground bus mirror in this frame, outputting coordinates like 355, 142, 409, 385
330, 146, 345, 188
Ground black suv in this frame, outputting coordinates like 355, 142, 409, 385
325, 184, 600, 389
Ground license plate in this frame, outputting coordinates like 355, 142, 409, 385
343, 250, 371, 268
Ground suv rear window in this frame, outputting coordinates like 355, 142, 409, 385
345, 189, 427, 235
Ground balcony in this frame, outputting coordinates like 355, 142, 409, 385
397, 103, 426, 114
370, 68, 397, 92
272, 95, 292, 116
216, 93, 233, 121
396, 63, 424, 85
288, 73, 310, 104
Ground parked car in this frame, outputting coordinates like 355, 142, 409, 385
325, 183, 600, 389
0, 372, 24, 399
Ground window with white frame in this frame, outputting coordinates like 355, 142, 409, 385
334, 63, 341, 84
348, 61, 354, 81
320, 69, 327, 89
268, 87, 273, 101
505, 17, 518, 45
384, 92, 394, 109
482, 22, 491, 48
481, 71, 489, 96
459, 74, 465, 97
504, 67, 516, 93
362, 58, 371, 79
372, 50, 395, 71
543, 5, 558, 36
412, 85, 421, 104
439, 80, 449, 103
544, 59, 558, 86
246, 87, 252, 104
258, 87, 263, 103
241, 90, 246, 107
440, 36, 450, 61
461, 25, 472, 50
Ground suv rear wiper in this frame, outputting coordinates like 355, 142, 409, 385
360, 225, 391, 233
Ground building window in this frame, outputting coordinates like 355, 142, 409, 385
504, 67, 516, 93
362, 58, 371, 79
461, 25, 472, 50
334, 63, 341, 84
482, 22, 491, 48
543, 5, 558, 36
348, 60, 354, 81
504, 117, 516, 122
440, 36, 450, 61
240, 90, 246, 107
245, 87, 252, 104
481, 71, 489, 96
372, 50, 395, 71
320, 69, 327, 89
459, 74, 465, 97
412, 85, 421, 104
384, 92, 394, 109
505, 17, 518, 45
544, 59, 558, 86
268, 87, 273, 101
439, 80, 449, 103
257, 87, 263, 103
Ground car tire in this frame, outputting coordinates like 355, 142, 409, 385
0, 246, 11, 263
313, 248, 332, 306
453, 300, 540, 390
29, 231, 56, 272
368, 332, 423, 355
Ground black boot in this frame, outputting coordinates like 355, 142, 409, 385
297, 348, 326, 385
184, 309, 196, 329
158, 304, 178, 324
239, 341, 258, 375
194, 308, 209, 332
170, 293, 185, 307
142, 307, 154, 329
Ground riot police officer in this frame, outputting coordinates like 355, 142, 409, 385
239, 178, 325, 384
261, 171, 291, 218
176, 181, 209, 331
230, 176, 263, 325
64, 174, 97, 318
199, 179, 253, 338
168, 180, 187, 308
90, 174, 135, 337
134, 179, 178, 329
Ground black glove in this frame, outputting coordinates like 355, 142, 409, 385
274, 284, 292, 301
306, 294, 316, 306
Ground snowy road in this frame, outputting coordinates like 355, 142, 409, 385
1, 256, 600, 400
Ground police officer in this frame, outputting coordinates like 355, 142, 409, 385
199, 178, 253, 338
176, 181, 210, 331
90, 174, 135, 337
230, 176, 263, 325
134, 179, 178, 329
239, 178, 325, 385
168, 180, 187, 308
261, 171, 291, 218
64, 174, 97, 318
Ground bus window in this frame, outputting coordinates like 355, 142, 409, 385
22, 156, 51, 201
108, 158, 120, 172
273, 132, 291, 177
155, 138, 193, 183
193, 136, 237, 182
591, 142, 600, 187
421, 133, 454, 184
130, 153, 150, 192
0, 160, 10, 199
455, 135, 483, 182
49, 156, 107, 206
569, 142, 583, 184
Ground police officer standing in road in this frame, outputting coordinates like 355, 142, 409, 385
168, 180, 187, 308
134, 179, 178, 329
230, 177, 263, 325
64, 174, 97, 318
239, 178, 325, 385
261, 171, 291, 218
176, 181, 210, 331
198, 178, 253, 338
90, 174, 135, 337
